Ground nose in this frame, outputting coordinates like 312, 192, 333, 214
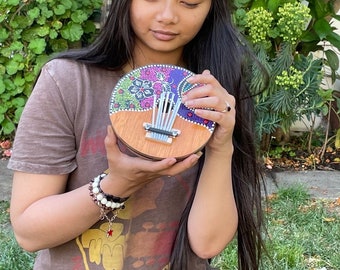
156, 2, 179, 24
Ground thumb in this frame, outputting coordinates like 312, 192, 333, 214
105, 125, 118, 151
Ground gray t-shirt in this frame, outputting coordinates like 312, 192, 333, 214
8, 59, 208, 269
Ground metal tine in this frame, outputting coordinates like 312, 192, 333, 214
166, 98, 181, 132
151, 94, 157, 139
160, 92, 172, 142
160, 92, 170, 131
155, 92, 165, 140
164, 93, 175, 131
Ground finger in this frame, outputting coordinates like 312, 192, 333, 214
104, 125, 120, 154
183, 95, 219, 110
187, 72, 219, 86
163, 153, 202, 176
136, 157, 178, 173
194, 107, 236, 125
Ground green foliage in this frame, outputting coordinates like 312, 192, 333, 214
233, 0, 340, 149
0, 0, 102, 138
268, 145, 296, 159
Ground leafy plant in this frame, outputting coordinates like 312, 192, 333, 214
0, 0, 102, 138
233, 0, 340, 152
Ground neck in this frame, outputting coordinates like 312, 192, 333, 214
124, 44, 186, 73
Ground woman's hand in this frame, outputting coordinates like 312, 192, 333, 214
182, 70, 235, 155
101, 125, 202, 197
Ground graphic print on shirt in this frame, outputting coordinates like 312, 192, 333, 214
75, 178, 182, 270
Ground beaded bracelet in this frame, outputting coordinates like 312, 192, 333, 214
89, 172, 129, 211
89, 172, 129, 237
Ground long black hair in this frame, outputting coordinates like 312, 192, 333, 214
57, 0, 265, 269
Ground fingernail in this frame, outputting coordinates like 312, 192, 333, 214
184, 100, 193, 107
186, 76, 195, 82
168, 158, 177, 165
195, 151, 203, 157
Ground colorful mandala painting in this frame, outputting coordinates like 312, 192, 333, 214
109, 64, 215, 131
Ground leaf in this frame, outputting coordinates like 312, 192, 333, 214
323, 217, 336, 222
325, 49, 339, 71
50, 38, 68, 52
326, 31, 340, 51
251, 0, 266, 9
11, 97, 25, 107
53, 5, 66, 16
14, 106, 24, 122
314, 18, 333, 40
311, 0, 329, 19
83, 21, 96, 34
234, 0, 252, 8
27, 7, 40, 20
7, 0, 20, 5
267, 0, 281, 13
9, 15, 33, 29
36, 26, 50, 37
51, 20, 63, 30
6, 60, 20, 75
1, 119, 15, 135
62, 0, 74, 10
49, 29, 58, 39
335, 129, 340, 149
28, 38, 46, 54
60, 22, 83, 42
40, 6, 53, 18
13, 75, 25, 87
0, 79, 5, 94
0, 28, 9, 43
10, 41, 24, 52
71, 10, 88, 23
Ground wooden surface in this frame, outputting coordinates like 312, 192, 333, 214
111, 110, 212, 160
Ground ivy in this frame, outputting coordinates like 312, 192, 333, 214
0, 0, 103, 138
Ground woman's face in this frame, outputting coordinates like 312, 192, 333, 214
130, 0, 212, 63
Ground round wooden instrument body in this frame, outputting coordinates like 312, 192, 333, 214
109, 64, 215, 160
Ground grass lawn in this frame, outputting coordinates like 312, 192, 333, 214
1, 185, 339, 269
0, 201, 35, 270
213, 185, 340, 269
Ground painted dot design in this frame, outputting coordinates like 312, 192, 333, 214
109, 64, 215, 132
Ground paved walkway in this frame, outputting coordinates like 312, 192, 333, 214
0, 160, 339, 201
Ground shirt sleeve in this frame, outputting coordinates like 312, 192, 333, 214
8, 61, 78, 174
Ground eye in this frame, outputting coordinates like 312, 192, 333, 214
180, 1, 199, 8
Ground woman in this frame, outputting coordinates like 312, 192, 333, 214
9, 0, 264, 269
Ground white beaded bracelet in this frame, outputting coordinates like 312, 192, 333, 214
89, 172, 129, 211
89, 172, 129, 237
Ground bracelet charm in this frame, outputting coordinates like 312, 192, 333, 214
89, 172, 129, 237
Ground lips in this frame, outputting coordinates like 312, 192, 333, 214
151, 29, 178, 41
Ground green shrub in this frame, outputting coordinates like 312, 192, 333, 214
0, 0, 103, 138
